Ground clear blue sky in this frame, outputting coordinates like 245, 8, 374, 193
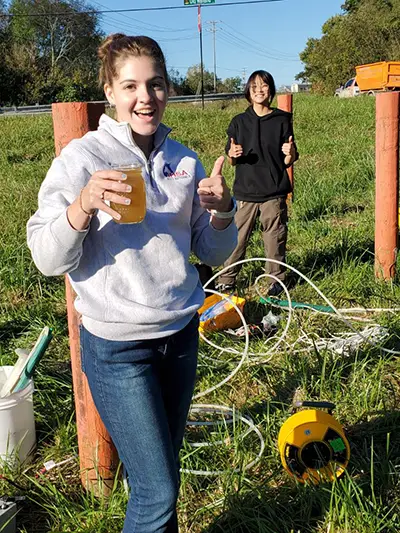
91, 0, 344, 87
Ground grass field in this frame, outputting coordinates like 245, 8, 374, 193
0, 95, 399, 533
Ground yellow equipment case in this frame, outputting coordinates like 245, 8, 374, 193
278, 401, 350, 484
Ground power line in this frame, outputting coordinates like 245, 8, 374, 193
102, 18, 198, 42
88, 7, 198, 40
218, 28, 300, 62
1, 0, 285, 18
220, 28, 298, 61
97, 11, 198, 41
90, 0, 193, 33
221, 20, 299, 59
219, 66, 244, 73
169, 65, 244, 74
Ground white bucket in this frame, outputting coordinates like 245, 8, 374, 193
0, 366, 36, 467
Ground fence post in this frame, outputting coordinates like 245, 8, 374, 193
52, 102, 119, 495
374, 92, 399, 280
277, 94, 294, 199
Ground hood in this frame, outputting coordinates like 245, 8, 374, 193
97, 114, 172, 154
245, 106, 291, 121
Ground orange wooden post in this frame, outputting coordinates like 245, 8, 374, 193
52, 103, 119, 495
277, 93, 294, 198
374, 92, 399, 280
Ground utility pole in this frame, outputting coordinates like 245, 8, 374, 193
206, 20, 220, 93
242, 67, 247, 89
198, 6, 204, 109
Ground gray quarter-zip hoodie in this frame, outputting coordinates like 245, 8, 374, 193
27, 114, 237, 340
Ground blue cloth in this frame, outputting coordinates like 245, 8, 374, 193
79, 313, 199, 532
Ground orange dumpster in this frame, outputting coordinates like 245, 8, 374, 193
356, 61, 400, 92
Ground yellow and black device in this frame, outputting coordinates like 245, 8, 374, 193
278, 401, 350, 484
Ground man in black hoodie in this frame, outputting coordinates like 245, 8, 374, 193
217, 70, 298, 296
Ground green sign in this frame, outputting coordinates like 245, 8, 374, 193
184, 0, 215, 5
329, 438, 346, 453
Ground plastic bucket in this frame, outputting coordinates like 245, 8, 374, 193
0, 366, 36, 467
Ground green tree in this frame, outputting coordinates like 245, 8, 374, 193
4, 0, 104, 104
219, 76, 242, 93
0, 1, 21, 106
297, 0, 400, 94
185, 64, 217, 94
168, 68, 192, 96
341, 0, 362, 12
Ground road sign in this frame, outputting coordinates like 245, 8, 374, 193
184, 0, 215, 5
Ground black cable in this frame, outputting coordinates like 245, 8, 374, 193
90, 0, 193, 32
221, 20, 299, 59
0, 474, 26, 492
218, 30, 299, 62
1, 0, 284, 19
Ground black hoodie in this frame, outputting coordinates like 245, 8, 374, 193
225, 107, 298, 202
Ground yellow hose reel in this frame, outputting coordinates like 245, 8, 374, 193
278, 401, 350, 484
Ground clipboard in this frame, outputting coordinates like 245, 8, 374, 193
0, 326, 53, 397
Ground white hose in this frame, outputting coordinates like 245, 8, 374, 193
205, 257, 400, 356
181, 257, 400, 477
181, 404, 265, 476
121, 256, 399, 484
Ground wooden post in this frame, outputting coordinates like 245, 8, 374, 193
52, 102, 119, 495
277, 93, 294, 199
374, 92, 399, 280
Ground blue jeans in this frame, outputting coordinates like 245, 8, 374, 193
80, 313, 199, 533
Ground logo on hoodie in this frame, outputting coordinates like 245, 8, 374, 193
163, 162, 190, 180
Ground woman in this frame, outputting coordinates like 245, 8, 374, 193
217, 70, 298, 296
27, 33, 237, 532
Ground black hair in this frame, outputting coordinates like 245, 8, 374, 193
244, 70, 276, 104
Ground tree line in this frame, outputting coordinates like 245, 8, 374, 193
297, 0, 400, 95
0, 0, 242, 106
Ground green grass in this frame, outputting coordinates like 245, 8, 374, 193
0, 95, 400, 532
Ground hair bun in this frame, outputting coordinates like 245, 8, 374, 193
98, 33, 126, 61
97, 33, 169, 89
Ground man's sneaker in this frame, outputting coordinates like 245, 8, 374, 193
267, 282, 284, 297
215, 282, 235, 293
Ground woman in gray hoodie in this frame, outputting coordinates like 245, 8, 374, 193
27, 33, 237, 533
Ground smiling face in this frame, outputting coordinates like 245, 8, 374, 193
249, 76, 271, 106
104, 55, 168, 140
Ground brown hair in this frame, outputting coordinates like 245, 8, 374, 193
98, 33, 170, 89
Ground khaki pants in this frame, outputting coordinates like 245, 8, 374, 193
219, 198, 288, 286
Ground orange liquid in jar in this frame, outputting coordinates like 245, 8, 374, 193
110, 167, 146, 224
